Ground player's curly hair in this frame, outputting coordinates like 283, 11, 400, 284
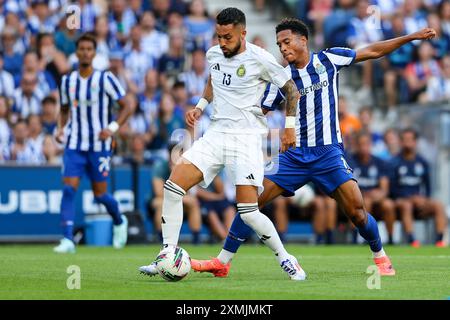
216, 7, 246, 26
76, 32, 97, 49
276, 18, 309, 39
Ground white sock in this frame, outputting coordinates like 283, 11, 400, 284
237, 203, 289, 263
217, 249, 235, 265
373, 248, 386, 258
161, 180, 186, 246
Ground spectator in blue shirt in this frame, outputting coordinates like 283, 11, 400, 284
1, 27, 24, 78
390, 128, 448, 247
184, 0, 214, 52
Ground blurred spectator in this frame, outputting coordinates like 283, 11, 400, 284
40, 96, 58, 135
425, 55, 450, 102
440, 0, 450, 37
13, 72, 45, 119
152, 0, 172, 31
139, 69, 162, 123
1, 26, 24, 78
6, 119, 44, 164
178, 49, 208, 98
122, 133, 153, 165
338, 95, 361, 149
404, 41, 441, 103
0, 96, 11, 157
307, 0, 334, 48
347, 0, 383, 49
172, 81, 189, 114
124, 24, 156, 93
54, 14, 81, 57
382, 12, 414, 108
251, 35, 267, 49
27, 114, 45, 158
94, 15, 112, 59
108, 49, 138, 94
167, 10, 185, 30
158, 28, 186, 91
390, 128, 448, 247
36, 32, 69, 84
377, 128, 400, 161
0, 55, 15, 102
20, 51, 58, 98
427, 12, 450, 60
184, 0, 214, 52
3, 10, 27, 54
323, 0, 354, 47
358, 106, 385, 156
197, 175, 236, 241
150, 143, 201, 243
348, 131, 396, 244
42, 134, 61, 164
140, 10, 169, 61
27, 0, 59, 35
121, 93, 155, 147
148, 93, 185, 157
130, 0, 145, 21
108, 0, 137, 48
403, 0, 427, 36
76, 0, 103, 33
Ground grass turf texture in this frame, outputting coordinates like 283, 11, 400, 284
1, 244, 449, 300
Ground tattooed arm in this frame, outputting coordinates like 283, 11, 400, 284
279, 79, 299, 152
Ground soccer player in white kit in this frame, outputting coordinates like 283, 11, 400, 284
139, 7, 306, 280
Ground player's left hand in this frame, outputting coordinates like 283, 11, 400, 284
411, 28, 436, 41
99, 129, 113, 141
280, 128, 296, 153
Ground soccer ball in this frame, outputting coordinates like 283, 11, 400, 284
291, 184, 315, 208
155, 247, 191, 282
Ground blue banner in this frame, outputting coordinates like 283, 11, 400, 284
0, 165, 153, 240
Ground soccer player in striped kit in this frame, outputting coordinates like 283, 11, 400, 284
191, 18, 437, 278
53, 33, 131, 253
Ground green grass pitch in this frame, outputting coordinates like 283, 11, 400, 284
1, 244, 449, 300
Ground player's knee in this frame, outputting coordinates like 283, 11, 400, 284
347, 202, 366, 227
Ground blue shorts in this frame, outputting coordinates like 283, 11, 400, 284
265, 143, 355, 196
63, 149, 112, 182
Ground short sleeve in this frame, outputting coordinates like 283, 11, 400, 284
104, 71, 126, 101
261, 83, 285, 111
258, 49, 291, 88
323, 47, 356, 70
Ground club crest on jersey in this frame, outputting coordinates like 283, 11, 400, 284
236, 64, 246, 77
315, 63, 326, 74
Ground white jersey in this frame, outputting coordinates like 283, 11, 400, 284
206, 42, 290, 134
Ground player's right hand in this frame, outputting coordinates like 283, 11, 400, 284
185, 108, 202, 128
280, 128, 296, 153
411, 28, 436, 40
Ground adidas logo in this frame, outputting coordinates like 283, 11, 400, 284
246, 174, 255, 180
212, 63, 220, 71
260, 234, 271, 242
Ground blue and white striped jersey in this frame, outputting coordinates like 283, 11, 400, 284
60, 70, 125, 152
262, 47, 356, 148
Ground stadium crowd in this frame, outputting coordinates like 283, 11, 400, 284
0, 0, 448, 245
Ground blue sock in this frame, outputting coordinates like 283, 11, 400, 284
316, 233, 324, 244
223, 214, 253, 253
192, 231, 200, 245
357, 213, 382, 252
61, 185, 76, 241
95, 193, 123, 225
326, 229, 334, 244
352, 229, 358, 244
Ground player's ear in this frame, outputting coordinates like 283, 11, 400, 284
240, 26, 247, 39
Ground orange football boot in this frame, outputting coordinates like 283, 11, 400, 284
374, 255, 396, 276
435, 240, 447, 248
190, 258, 231, 277
411, 240, 421, 248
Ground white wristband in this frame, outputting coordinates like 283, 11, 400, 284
285, 116, 296, 128
195, 98, 209, 111
107, 121, 119, 133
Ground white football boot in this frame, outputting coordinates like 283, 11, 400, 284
53, 238, 76, 254
113, 215, 128, 249
139, 246, 173, 276
280, 255, 307, 281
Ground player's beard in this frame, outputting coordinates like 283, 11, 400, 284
223, 40, 241, 58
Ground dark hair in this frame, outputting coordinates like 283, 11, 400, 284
216, 7, 246, 26
275, 18, 309, 39
42, 96, 57, 105
355, 130, 372, 143
401, 127, 419, 140
76, 33, 97, 50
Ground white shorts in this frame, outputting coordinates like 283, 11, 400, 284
182, 130, 265, 195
